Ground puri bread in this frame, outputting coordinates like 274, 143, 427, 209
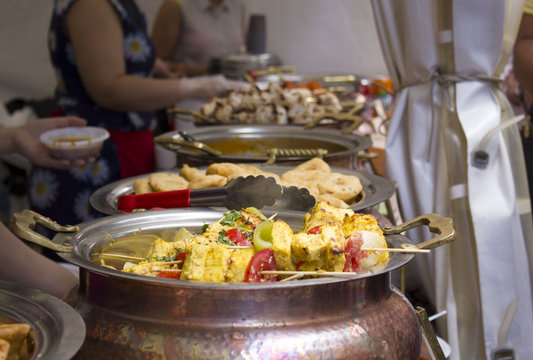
205, 163, 247, 178
317, 173, 362, 202
149, 173, 189, 192
317, 193, 350, 209
293, 157, 331, 173
188, 174, 227, 189
132, 179, 153, 195
180, 164, 205, 181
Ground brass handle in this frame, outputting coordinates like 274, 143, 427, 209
382, 213, 456, 249
154, 135, 222, 157
10, 210, 78, 252
265, 148, 328, 164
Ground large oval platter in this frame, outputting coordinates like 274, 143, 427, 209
0, 280, 86, 360
90, 164, 394, 215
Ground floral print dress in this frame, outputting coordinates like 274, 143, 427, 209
28, 0, 157, 227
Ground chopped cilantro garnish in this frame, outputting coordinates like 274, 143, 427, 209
152, 254, 176, 262
220, 210, 242, 226
201, 224, 209, 233
218, 230, 236, 246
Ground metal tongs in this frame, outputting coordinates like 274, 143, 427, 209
117, 175, 316, 212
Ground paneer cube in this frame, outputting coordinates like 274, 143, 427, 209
342, 213, 383, 237
271, 219, 295, 271
180, 235, 231, 282
146, 238, 180, 261
291, 222, 345, 272
226, 248, 255, 282
303, 201, 354, 231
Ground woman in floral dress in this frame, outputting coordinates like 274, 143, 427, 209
29, 0, 247, 227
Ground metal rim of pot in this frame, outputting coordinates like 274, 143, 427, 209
154, 125, 373, 164
10, 208, 455, 289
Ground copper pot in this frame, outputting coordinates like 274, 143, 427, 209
154, 125, 372, 169
11, 209, 455, 360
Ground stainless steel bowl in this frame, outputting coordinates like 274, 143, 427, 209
0, 280, 85, 360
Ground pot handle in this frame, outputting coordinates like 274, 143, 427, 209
10, 210, 78, 252
154, 134, 222, 157
381, 213, 456, 250
265, 148, 328, 164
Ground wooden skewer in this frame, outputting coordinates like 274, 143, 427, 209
223, 245, 254, 249
259, 270, 358, 278
280, 273, 304, 282
98, 253, 145, 261
361, 247, 430, 254
149, 260, 183, 265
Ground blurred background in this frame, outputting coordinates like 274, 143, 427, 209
0, 0, 388, 102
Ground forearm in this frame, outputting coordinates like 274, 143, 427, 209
89, 76, 193, 112
0, 127, 17, 154
0, 223, 78, 299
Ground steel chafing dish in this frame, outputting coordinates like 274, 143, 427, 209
154, 125, 372, 169
11, 207, 454, 359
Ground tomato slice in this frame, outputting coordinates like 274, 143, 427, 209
245, 249, 278, 282
343, 234, 366, 272
225, 228, 252, 246
307, 226, 321, 235
175, 251, 187, 269
156, 270, 181, 279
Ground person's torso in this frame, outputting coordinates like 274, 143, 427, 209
172, 0, 244, 67
49, 0, 156, 131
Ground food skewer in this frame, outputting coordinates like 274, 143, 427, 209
97, 253, 146, 261
259, 270, 358, 278
98, 253, 185, 265
361, 247, 430, 254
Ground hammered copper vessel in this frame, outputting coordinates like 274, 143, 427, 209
11, 209, 455, 360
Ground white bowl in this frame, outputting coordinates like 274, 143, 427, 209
40, 126, 110, 160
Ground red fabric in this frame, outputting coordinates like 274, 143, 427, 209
109, 130, 154, 178
50, 108, 64, 117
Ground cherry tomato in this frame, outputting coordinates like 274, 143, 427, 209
245, 249, 278, 282
225, 228, 252, 246
156, 270, 181, 279
307, 226, 321, 235
342, 234, 366, 272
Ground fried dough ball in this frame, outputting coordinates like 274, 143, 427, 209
149, 173, 189, 192
133, 179, 153, 195
317, 173, 362, 202
180, 164, 205, 181
188, 174, 227, 189
293, 157, 331, 173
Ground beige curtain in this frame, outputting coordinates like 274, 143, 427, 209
371, 0, 533, 359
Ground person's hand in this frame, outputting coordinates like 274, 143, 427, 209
177, 75, 251, 100
12, 117, 97, 169
504, 70, 522, 106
